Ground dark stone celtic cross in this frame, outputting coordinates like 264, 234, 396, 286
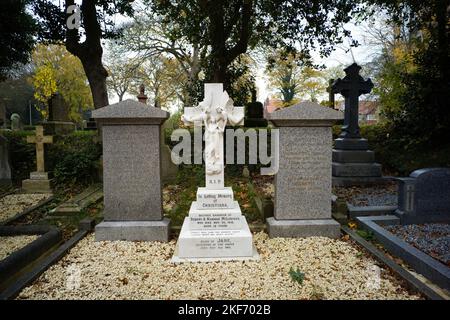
332, 63, 373, 139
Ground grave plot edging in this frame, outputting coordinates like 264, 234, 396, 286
0, 219, 94, 300
341, 225, 446, 300
356, 216, 450, 291
0, 225, 62, 287
0, 195, 54, 226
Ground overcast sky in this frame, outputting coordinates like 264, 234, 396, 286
107, 5, 384, 110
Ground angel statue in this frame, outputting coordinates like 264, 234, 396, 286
182, 85, 244, 175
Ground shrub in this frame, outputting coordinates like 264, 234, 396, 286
2, 129, 101, 186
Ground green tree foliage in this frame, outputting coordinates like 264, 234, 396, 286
368, 0, 450, 144
266, 49, 327, 105
30, 44, 93, 122
32, 0, 134, 108
0, 0, 37, 80
147, 0, 364, 89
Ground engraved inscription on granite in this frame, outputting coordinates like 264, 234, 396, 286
275, 127, 332, 220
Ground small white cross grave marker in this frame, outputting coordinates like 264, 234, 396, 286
182, 83, 244, 189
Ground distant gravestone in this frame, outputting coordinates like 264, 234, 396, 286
92, 99, 170, 241
331, 63, 382, 186
245, 102, 267, 127
10, 113, 23, 131
22, 126, 53, 193
396, 168, 450, 224
43, 94, 76, 134
265, 101, 343, 238
0, 135, 11, 186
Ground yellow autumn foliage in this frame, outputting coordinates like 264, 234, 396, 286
30, 44, 93, 122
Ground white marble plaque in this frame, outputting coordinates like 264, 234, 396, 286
178, 218, 253, 258
196, 187, 235, 209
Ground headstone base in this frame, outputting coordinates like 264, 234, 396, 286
171, 243, 259, 263
334, 138, 369, 150
332, 137, 383, 185
332, 149, 375, 163
41, 121, 76, 135
266, 217, 341, 238
176, 217, 254, 259
95, 219, 170, 241
332, 162, 382, 177
22, 176, 52, 193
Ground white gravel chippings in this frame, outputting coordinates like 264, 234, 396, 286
0, 194, 51, 223
17, 232, 421, 300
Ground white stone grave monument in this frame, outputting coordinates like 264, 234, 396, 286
172, 83, 258, 262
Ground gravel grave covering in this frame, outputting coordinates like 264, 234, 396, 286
0, 235, 39, 261
0, 194, 52, 223
333, 183, 398, 207
18, 232, 420, 300
386, 223, 450, 267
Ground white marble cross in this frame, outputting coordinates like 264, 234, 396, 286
182, 83, 244, 190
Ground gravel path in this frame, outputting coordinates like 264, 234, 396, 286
0, 235, 39, 261
333, 183, 398, 207
386, 223, 450, 266
18, 232, 420, 300
0, 194, 51, 223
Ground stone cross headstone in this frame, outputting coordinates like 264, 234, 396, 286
173, 83, 255, 261
265, 101, 343, 238
331, 64, 382, 186
27, 126, 53, 173
92, 99, 170, 241
0, 135, 11, 186
182, 83, 244, 189
332, 63, 373, 139
396, 168, 450, 224
22, 126, 53, 193
10, 113, 22, 131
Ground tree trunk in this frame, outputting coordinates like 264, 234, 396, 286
82, 59, 109, 109
65, 0, 109, 109
204, 0, 253, 87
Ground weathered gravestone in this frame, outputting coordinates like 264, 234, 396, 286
0, 135, 12, 186
173, 83, 256, 261
331, 63, 383, 186
265, 101, 343, 238
245, 88, 267, 127
10, 113, 23, 131
22, 126, 53, 193
395, 168, 450, 224
42, 93, 76, 134
92, 99, 170, 241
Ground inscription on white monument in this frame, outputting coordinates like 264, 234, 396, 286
175, 83, 254, 260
